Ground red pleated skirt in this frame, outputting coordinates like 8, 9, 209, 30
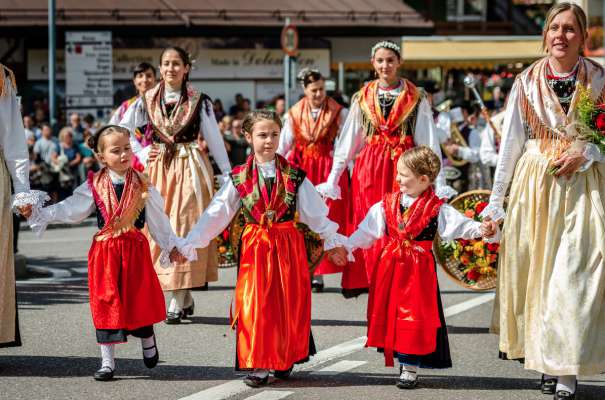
88, 230, 166, 330
342, 142, 398, 290
289, 144, 349, 276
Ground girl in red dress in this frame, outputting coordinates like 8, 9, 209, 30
317, 41, 456, 298
278, 68, 349, 292
23, 126, 192, 381
345, 146, 498, 389
184, 110, 347, 387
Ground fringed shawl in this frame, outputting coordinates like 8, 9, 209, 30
518, 56, 605, 156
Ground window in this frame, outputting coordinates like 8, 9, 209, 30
446, 0, 487, 22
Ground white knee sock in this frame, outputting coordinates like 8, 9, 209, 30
141, 335, 157, 358
556, 375, 577, 394
100, 344, 115, 370
167, 290, 186, 313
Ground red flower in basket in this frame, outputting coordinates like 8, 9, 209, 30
487, 242, 500, 252
475, 201, 488, 215
466, 268, 480, 282
222, 229, 230, 241
459, 239, 470, 247
596, 113, 605, 133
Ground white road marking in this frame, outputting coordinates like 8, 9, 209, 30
296, 336, 367, 372
310, 360, 367, 375
444, 292, 495, 318
176, 292, 495, 400
20, 238, 91, 245
178, 380, 249, 400
244, 391, 294, 400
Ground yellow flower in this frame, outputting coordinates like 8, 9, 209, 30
476, 257, 489, 269
473, 241, 485, 257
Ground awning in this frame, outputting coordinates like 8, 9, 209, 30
0, 0, 432, 29
400, 35, 544, 69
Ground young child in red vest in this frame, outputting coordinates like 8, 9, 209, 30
183, 110, 347, 388
345, 145, 499, 389
21, 125, 192, 381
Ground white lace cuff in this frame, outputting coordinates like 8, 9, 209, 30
158, 236, 198, 269
315, 181, 341, 200
435, 184, 457, 200
479, 203, 506, 222
27, 206, 53, 238
12, 190, 49, 214
323, 232, 348, 251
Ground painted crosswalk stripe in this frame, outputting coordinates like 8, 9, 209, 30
244, 390, 294, 400
311, 360, 367, 375
444, 292, 495, 318
177, 293, 495, 400
178, 380, 249, 400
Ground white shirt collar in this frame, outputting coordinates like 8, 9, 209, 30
108, 169, 126, 184
164, 86, 181, 104
256, 159, 276, 178
400, 193, 416, 207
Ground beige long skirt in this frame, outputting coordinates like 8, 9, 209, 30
147, 143, 218, 290
0, 150, 17, 344
495, 139, 605, 376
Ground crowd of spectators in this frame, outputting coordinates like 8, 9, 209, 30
22, 92, 290, 202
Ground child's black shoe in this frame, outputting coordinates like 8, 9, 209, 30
93, 366, 114, 381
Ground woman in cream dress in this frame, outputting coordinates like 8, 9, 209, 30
481, 3, 605, 399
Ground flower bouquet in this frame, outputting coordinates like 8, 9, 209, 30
435, 190, 500, 291
548, 84, 605, 174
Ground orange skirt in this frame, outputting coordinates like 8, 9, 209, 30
233, 221, 311, 370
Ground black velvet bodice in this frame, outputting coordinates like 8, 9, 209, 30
391, 205, 439, 241
96, 182, 146, 230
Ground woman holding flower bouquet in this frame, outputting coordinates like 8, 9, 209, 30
480, 3, 605, 399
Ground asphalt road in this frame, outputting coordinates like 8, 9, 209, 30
1, 225, 604, 400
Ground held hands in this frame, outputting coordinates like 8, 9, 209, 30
169, 247, 187, 264
480, 217, 499, 238
18, 204, 33, 219
326, 246, 348, 267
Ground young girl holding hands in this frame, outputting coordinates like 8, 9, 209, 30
345, 146, 499, 389
21, 125, 193, 381
183, 110, 347, 387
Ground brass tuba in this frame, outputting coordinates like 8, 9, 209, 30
437, 100, 469, 168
